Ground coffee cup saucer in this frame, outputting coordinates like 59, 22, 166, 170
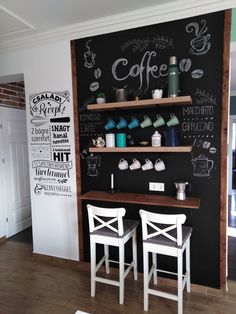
139, 141, 149, 146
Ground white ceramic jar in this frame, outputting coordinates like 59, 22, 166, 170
105, 133, 115, 147
151, 131, 161, 147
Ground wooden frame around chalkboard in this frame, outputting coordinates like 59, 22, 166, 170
71, 10, 231, 289
220, 9, 231, 289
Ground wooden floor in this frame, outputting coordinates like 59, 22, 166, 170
0, 239, 236, 314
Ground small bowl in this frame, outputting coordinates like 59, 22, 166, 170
139, 141, 149, 147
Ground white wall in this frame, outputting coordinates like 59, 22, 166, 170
0, 40, 79, 260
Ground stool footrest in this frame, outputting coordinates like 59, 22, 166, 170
108, 259, 132, 267
156, 268, 178, 276
95, 276, 120, 287
148, 288, 178, 301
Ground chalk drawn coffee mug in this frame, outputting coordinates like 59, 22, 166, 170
118, 158, 129, 170
154, 159, 166, 171
129, 158, 141, 170
142, 158, 154, 171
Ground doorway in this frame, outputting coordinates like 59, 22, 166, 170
0, 76, 32, 241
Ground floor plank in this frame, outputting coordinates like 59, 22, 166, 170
0, 239, 236, 314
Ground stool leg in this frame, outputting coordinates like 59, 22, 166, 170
143, 246, 149, 311
186, 239, 191, 292
104, 244, 110, 274
119, 241, 125, 305
177, 250, 183, 314
152, 253, 157, 285
132, 230, 138, 280
90, 238, 96, 297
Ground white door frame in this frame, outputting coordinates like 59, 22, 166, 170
228, 115, 236, 195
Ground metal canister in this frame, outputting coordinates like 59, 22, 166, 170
168, 56, 179, 97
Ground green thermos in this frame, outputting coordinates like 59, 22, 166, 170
168, 56, 179, 97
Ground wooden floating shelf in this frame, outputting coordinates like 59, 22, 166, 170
89, 146, 192, 153
87, 96, 192, 111
80, 191, 200, 209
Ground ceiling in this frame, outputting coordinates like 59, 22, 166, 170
0, 0, 235, 93
0, 0, 172, 40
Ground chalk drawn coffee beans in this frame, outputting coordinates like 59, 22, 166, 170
202, 141, 211, 149
209, 147, 216, 154
179, 58, 192, 72
90, 81, 99, 91
94, 68, 102, 79
191, 69, 204, 79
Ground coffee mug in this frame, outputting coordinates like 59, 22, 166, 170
142, 158, 154, 171
118, 158, 129, 170
166, 113, 180, 127
105, 118, 116, 131
154, 159, 166, 171
140, 115, 152, 128
153, 114, 165, 128
128, 116, 140, 129
116, 133, 126, 147
129, 158, 141, 170
152, 89, 163, 99
105, 133, 115, 147
117, 117, 128, 129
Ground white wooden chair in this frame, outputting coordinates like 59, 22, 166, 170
87, 204, 139, 304
139, 210, 192, 314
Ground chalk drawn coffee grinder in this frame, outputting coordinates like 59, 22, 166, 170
174, 181, 191, 201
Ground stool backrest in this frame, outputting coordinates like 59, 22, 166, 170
87, 204, 126, 236
139, 210, 186, 246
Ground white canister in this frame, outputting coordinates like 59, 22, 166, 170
151, 131, 161, 147
105, 133, 115, 147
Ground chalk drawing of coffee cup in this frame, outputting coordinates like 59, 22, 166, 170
84, 40, 96, 68
190, 34, 210, 53
186, 20, 211, 55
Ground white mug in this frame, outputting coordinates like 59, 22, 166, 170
152, 89, 163, 99
118, 158, 129, 170
142, 158, 153, 171
154, 159, 166, 171
129, 158, 141, 170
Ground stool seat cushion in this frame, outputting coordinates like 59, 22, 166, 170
91, 219, 139, 238
144, 226, 192, 248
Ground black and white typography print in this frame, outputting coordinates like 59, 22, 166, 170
29, 91, 73, 197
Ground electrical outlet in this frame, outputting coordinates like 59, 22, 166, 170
149, 182, 165, 192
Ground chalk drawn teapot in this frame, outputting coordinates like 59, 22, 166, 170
191, 154, 213, 177
92, 136, 105, 148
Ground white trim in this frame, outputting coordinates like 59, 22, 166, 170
0, 4, 35, 36
0, 0, 236, 51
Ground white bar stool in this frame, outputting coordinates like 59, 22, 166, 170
87, 204, 139, 304
139, 210, 192, 314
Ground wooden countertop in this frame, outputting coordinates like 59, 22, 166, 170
79, 190, 200, 209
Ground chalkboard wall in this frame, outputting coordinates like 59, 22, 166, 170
75, 11, 225, 288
